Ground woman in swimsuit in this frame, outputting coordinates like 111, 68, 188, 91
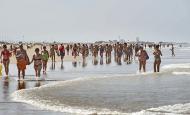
16, 44, 29, 79
1, 44, 11, 77
30, 48, 43, 77
137, 46, 148, 72
153, 45, 162, 72
72, 44, 78, 60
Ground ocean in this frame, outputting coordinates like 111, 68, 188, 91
9, 46, 190, 115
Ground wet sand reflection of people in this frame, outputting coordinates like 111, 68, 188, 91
51, 62, 55, 70
61, 63, 64, 69
100, 57, 103, 65
106, 56, 111, 64
82, 59, 87, 68
93, 58, 98, 66
2, 80, 9, 100
35, 81, 41, 87
72, 61, 77, 67
17, 81, 26, 90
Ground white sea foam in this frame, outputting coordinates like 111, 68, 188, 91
11, 89, 126, 115
172, 72, 190, 75
11, 63, 190, 115
162, 63, 190, 70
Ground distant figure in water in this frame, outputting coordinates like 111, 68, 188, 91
171, 44, 175, 56
137, 46, 148, 72
59, 44, 65, 65
153, 45, 162, 72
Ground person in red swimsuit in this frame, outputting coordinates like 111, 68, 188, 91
1, 44, 12, 77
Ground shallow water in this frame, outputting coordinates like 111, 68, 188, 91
7, 46, 190, 114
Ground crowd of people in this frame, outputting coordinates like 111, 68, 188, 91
0, 42, 175, 80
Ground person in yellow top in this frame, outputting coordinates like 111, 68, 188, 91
0, 62, 2, 77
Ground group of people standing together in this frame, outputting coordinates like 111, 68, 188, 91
0, 42, 173, 80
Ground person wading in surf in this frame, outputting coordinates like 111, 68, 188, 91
137, 46, 148, 72
1, 44, 12, 77
153, 45, 162, 72
16, 44, 29, 80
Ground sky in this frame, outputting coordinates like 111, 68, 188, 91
0, 0, 189, 43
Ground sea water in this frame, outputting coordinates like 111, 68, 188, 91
11, 46, 190, 115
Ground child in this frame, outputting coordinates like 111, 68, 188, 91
41, 46, 49, 74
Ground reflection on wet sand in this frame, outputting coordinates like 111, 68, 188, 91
72, 61, 77, 67
17, 81, 26, 90
93, 58, 98, 65
50, 62, 55, 70
61, 63, 64, 70
35, 81, 41, 87
82, 60, 87, 68
100, 57, 103, 65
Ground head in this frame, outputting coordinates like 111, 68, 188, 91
3, 44, 7, 49
35, 48, 40, 54
43, 46, 46, 50
139, 46, 143, 50
19, 44, 23, 49
155, 45, 159, 49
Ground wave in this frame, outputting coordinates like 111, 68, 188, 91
11, 63, 190, 115
12, 87, 190, 115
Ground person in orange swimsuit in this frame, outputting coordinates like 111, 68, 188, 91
16, 44, 29, 80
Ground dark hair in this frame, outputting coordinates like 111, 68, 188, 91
156, 45, 159, 49
19, 44, 23, 48
3, 44, 7, 48
35, 48, 39, 52
43, 46, 46, 49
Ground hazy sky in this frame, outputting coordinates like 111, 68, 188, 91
0, 0, 189, 42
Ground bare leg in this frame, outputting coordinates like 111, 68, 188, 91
139, 61, 142, 72
157, 61, 161, 72
22, 70, 25, 79
18, 70, 21, 79
154, 61, 157, 72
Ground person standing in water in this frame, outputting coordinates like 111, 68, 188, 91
171, 44, 175, 56
153, 45, 162, 72
30, 48, 43, 78
50, 45, 55, 62
41, 46, 49, 74
1, 44, 12, 77
59, 44, 65, 65
137, 46, 148, 72
72, 44, 78, 60
16, 44, 29, 80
